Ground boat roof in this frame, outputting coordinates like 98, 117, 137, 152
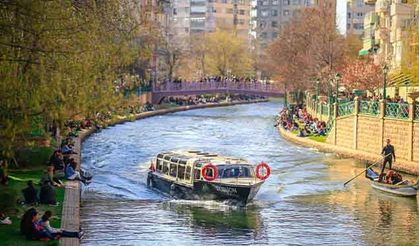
156, 150, 251, 166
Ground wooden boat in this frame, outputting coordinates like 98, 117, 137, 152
365, 168, 419, 197
146, 150, 270, 204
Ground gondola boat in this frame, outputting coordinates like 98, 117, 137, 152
146, 150, 270, 204
365, 168, 419, 197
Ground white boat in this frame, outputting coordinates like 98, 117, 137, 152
366, 168, 419, 197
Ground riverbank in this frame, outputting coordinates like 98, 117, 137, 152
60, 99, 267, 246
278, 126, 419, 175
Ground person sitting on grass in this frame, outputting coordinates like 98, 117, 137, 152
20, 208, 54, 241
22, 181, 38, 205
0, 159, 8, 185
39, 211, 83, 239
0, 211, 12, 225
40, 166, 64, 188
39, 181, 57, 205
65, 159, 92, 184
49, 150, 65, 171
60, 138, 77, 155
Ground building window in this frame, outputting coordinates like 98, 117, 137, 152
261, 32, 268, 38
272, 0, 279, 5
272, 21, 278, 27
227, 8, 233, 14
283, 10, 289, 16
292, 0, 299, 5
347, 23, 351, 30
357, 12, 363, 17
239, 19, 245, 25
173, 8, 177, 15
261, 0, 269, 5
261, 9, 269, 17
272, 32, 278, 38
271, 10, 278, 16
353, 23, 364, 29
239, 9, 245, 15
283, 0, 290, 5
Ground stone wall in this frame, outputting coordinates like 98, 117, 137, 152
357, 116, 381, 154
413, 122, 419, 162
335, 116, 354, 149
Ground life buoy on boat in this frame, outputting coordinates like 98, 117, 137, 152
255, 162, 270, 180
201, 163, 218, 181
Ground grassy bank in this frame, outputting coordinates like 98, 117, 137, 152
290, 129, 327, 143
0, 169, 64, 246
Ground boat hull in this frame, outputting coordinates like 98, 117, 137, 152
148, 172, 263, 204
365, 168, 418, 197
370, 181, 418, 197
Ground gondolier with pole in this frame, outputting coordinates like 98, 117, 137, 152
381, 138, 396, 175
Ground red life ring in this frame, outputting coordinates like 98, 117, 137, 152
201, 163, 218, 181
256, 162, 270, 180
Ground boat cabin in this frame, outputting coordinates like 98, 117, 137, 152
153, 150, 257, 186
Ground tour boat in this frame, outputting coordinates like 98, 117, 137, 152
365, 168, 419, 197
146, 150, 270, 204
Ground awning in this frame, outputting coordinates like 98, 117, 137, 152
358, 49, 369, 56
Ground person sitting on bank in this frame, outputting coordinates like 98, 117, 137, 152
65, 160, 92, 184
20, 208, 53, 241
39, 211, 83, 239
40, 166, 63, 188
0, 159, 8, 185
49, 150, 65, 171
60, 138, 77, 155
39, 181, 57, 205
380, 138, 396, 175
22, 181, 38, 205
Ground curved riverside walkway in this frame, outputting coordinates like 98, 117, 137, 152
60, 99, 267, 246
278, 126, 419, 175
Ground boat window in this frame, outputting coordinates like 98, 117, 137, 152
178, 165, 185, 179
164, 156, 171, 161
157, 154, 164, 159
185, 166, 192, 180
170, 163, 177, 177
194, 168, 201, 180
162, 161, 169, 175
217, 165, 254, 178
179, 159, 187, 165
171, 157, 179, 163
156, 159, 163, 171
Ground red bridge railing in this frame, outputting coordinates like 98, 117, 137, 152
152, 80, 282, 94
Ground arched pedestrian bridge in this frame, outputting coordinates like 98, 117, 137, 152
151, 80, 284, 104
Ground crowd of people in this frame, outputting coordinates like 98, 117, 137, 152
276, 105, 328, 137
160, 95, 265, 106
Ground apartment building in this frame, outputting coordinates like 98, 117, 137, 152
347, 0, 375, 36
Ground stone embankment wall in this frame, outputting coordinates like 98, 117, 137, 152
303, 96, 419, 174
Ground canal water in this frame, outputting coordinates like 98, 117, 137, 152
80, 101, 418, 246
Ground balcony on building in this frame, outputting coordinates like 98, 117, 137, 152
364, 0, 376, 5
390, 1, 414, 17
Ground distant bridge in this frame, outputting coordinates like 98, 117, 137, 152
151, 81, 283, 104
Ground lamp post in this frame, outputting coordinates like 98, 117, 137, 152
382, 64, 388, 100
335, 73, 341, 103
284, 82, 288, 107
316, 79, 320, 101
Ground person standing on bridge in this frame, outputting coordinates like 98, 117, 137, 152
380, 138, 396, 175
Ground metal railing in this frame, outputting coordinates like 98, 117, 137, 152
359, 100, 379, 116
384, 102, 409, 119
337, 101, 354, 117
416, 104, 419, 120
321, 104, 328, 116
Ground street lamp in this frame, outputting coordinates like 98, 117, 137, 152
316, 79, 320, 101
382, 64, 389, 100
335, 73, 341, 103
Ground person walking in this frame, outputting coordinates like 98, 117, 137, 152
381, 138, 396, 175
